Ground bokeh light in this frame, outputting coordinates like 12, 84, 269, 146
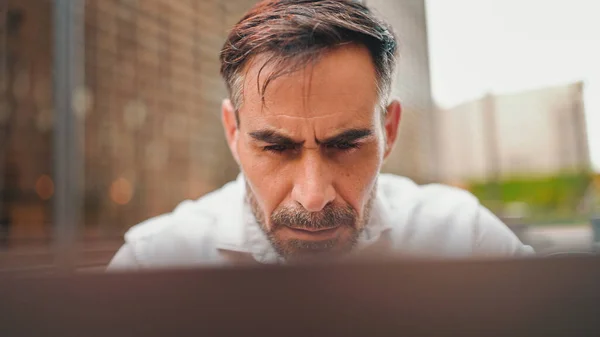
35, 175, 54, 200
72, 86, 94, 119
110, 178, 134, 205
123, 100, 147, 131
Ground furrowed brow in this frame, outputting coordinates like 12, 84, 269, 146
248, 130, 303, 146
319, 129, 373, 145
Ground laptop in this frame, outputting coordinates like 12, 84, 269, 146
1, 255, 599, 337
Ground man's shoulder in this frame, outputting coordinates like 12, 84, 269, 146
377, 174, 527, 256
119, 179, 243, 267
378, 173, 480, 217
124, 178, 241, 243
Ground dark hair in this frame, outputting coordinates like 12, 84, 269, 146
219, 0, 398, 118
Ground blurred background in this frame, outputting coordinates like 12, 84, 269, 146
0, 0, 598, 272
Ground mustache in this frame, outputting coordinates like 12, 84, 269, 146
270, 203, 356, 231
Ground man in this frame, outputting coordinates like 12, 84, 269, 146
108, 0, 533, 270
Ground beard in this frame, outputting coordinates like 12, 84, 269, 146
246, 182, 376, 261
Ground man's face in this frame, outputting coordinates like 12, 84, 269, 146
222, 45, 401, 261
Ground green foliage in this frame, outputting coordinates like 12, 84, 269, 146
469, 172, 593, 223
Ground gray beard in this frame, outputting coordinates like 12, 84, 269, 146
245, 181, 376, 261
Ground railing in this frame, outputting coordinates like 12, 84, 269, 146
0, 236, 122, 274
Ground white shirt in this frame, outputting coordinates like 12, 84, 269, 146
108, 174, 534, 270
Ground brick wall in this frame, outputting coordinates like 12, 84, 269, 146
1, 0, 53, 239
83, 0, 258, 231
0, 0, 259, 238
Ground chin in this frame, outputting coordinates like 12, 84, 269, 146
270, 226, 359, 260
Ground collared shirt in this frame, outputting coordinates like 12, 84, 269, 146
107, 174, 534, 270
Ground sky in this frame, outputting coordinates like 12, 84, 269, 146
425, 0, 600, 172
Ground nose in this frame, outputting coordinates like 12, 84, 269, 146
291, 150, 336, 212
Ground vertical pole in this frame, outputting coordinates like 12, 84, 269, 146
53, 0, 84, 272
483, 94, 502, 213
571, 84, 588, 172
0, 1, 8, 247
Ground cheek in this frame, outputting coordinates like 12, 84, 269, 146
335, 145, 382, 212
238, 142, 289, 175
237, 145, 290, 217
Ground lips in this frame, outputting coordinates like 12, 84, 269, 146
285, 225, 341, 233
281, 225, 343, 241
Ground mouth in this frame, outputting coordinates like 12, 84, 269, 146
288, 226, 340, 233
282, 225, 342, 240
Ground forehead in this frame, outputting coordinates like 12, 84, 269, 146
239, 45, 380, 125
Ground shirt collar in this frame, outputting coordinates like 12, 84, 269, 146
214, 174, 248, 252
216, 174, 393, 263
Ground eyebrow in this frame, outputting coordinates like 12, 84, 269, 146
249, 128, 373, 146
249, 130, 302, 146
319, 128, 373, 145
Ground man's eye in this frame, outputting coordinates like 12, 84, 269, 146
328, 142, 360, 151
264, 144, 290, 153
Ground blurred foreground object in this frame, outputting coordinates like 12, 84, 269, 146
2, 256, 600, 337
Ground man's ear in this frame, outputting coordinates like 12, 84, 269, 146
383, 100, 402, 159
221, 99, 240, 164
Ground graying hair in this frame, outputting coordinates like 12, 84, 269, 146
220, 0, 398, 124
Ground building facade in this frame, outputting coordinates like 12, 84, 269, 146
366, 0, 436, 183
437, 82, 591, 184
